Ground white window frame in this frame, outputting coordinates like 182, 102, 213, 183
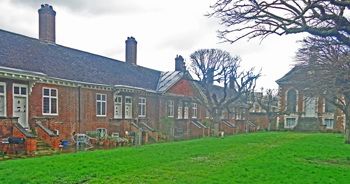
0, 82, 6, 117
324, 119, 334, 129
125, 96, 132, 119
96, 93, 107, 117
42, 87, 58, 115
184, 102, 188, 119
138, 97, 146, 117
114, 95, 122, 119
205, 109, 209, 119
178, 102, 183, 119
168, 100, 174, 117
285, 118, 296, 128
232, 108, 235, 119
192, 103, 197, 118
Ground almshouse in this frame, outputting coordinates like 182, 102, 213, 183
0, 4, 254, 153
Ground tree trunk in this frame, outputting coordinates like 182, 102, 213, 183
214, 122, 219, 137
346, 117, 350, 144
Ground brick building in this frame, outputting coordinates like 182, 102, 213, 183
276, 66, 345, 132
0, 5, 251, 152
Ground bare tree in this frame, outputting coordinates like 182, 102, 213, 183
255, 89, 280, 131
189, 49, 261, 136
208, 0, 350, 46
295, 36, 350, 143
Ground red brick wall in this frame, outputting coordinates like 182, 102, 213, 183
13, 125, 37, 152
190, 123, 204, 138
249, 113, 270, 129
167, 78, 194, 97
0, 118, 13, 137
222, 122, 236, 135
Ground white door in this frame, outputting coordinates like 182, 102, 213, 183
13, 84, 28, 128
305, 97, 316, 117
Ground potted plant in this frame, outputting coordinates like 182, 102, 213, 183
117, 137, 123, 146
86, 131, 98, 145
159, 116, 175, 141
104, 136, 111, 147
110, 137, 118, 146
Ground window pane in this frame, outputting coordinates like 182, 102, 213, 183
21, 87, 26, 95
142, 104, 146, 116
102, 102, 106, 115
126, 97, 131, 103
44, 88, 50, 96
138, 104, 142, 116
51, 89, 57, 97
14, 87, 20, 94
287, 90, 297, 112
0, 96, 5, 116
51, 98, 57, 113
0, 86, 4, 93
102, 94, 106, 101
97, 102, 101, 115
43, 97, 50, 113
97, 94, 101, 100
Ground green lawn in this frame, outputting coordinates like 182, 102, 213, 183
1, 132, 350, 183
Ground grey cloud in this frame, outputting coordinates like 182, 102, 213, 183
10, 0, 142, 16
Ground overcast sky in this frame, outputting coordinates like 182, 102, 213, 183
0, 0, 307, 90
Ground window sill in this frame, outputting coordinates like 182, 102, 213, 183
42, 114, 58, 116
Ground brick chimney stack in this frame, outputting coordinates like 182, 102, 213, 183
175, 55, 185, 72
125, 37, 137, 65
38, 4, 56, 42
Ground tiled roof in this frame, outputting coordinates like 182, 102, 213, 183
194, 81, 246, 105
276, 65, 305, 85
156, 71, 183, 92
0, 29, 162, 91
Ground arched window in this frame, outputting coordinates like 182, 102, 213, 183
287, 89, 297, 112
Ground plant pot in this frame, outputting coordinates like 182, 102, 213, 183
112, 141, 117, 146
98, 140, 104, 146
104, 141, 110, 147
90, 139, 96, 145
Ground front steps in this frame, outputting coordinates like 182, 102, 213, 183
36, 138, 54, 154
294, 117, 320, 132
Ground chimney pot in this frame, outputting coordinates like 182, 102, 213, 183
125, 37, 137, 65
38, 4, 56, 42
175, 55, 185, 72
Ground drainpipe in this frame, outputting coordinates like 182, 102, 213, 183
78, 86, 82, 134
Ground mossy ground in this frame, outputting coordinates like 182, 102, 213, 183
0, 132, 349, 183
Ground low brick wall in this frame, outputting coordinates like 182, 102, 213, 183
190, 122, 204, 138
0, 118, 37, 153
37, 124, 60, 149
13, 124, 37, 153
222, 123, 236, 135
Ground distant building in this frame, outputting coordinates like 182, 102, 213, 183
276, 66, 344, 132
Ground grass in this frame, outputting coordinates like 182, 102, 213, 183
0, 132, 350, 183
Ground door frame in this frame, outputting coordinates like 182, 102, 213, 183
304, 97, 317, 117
13, 83, 28, 128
